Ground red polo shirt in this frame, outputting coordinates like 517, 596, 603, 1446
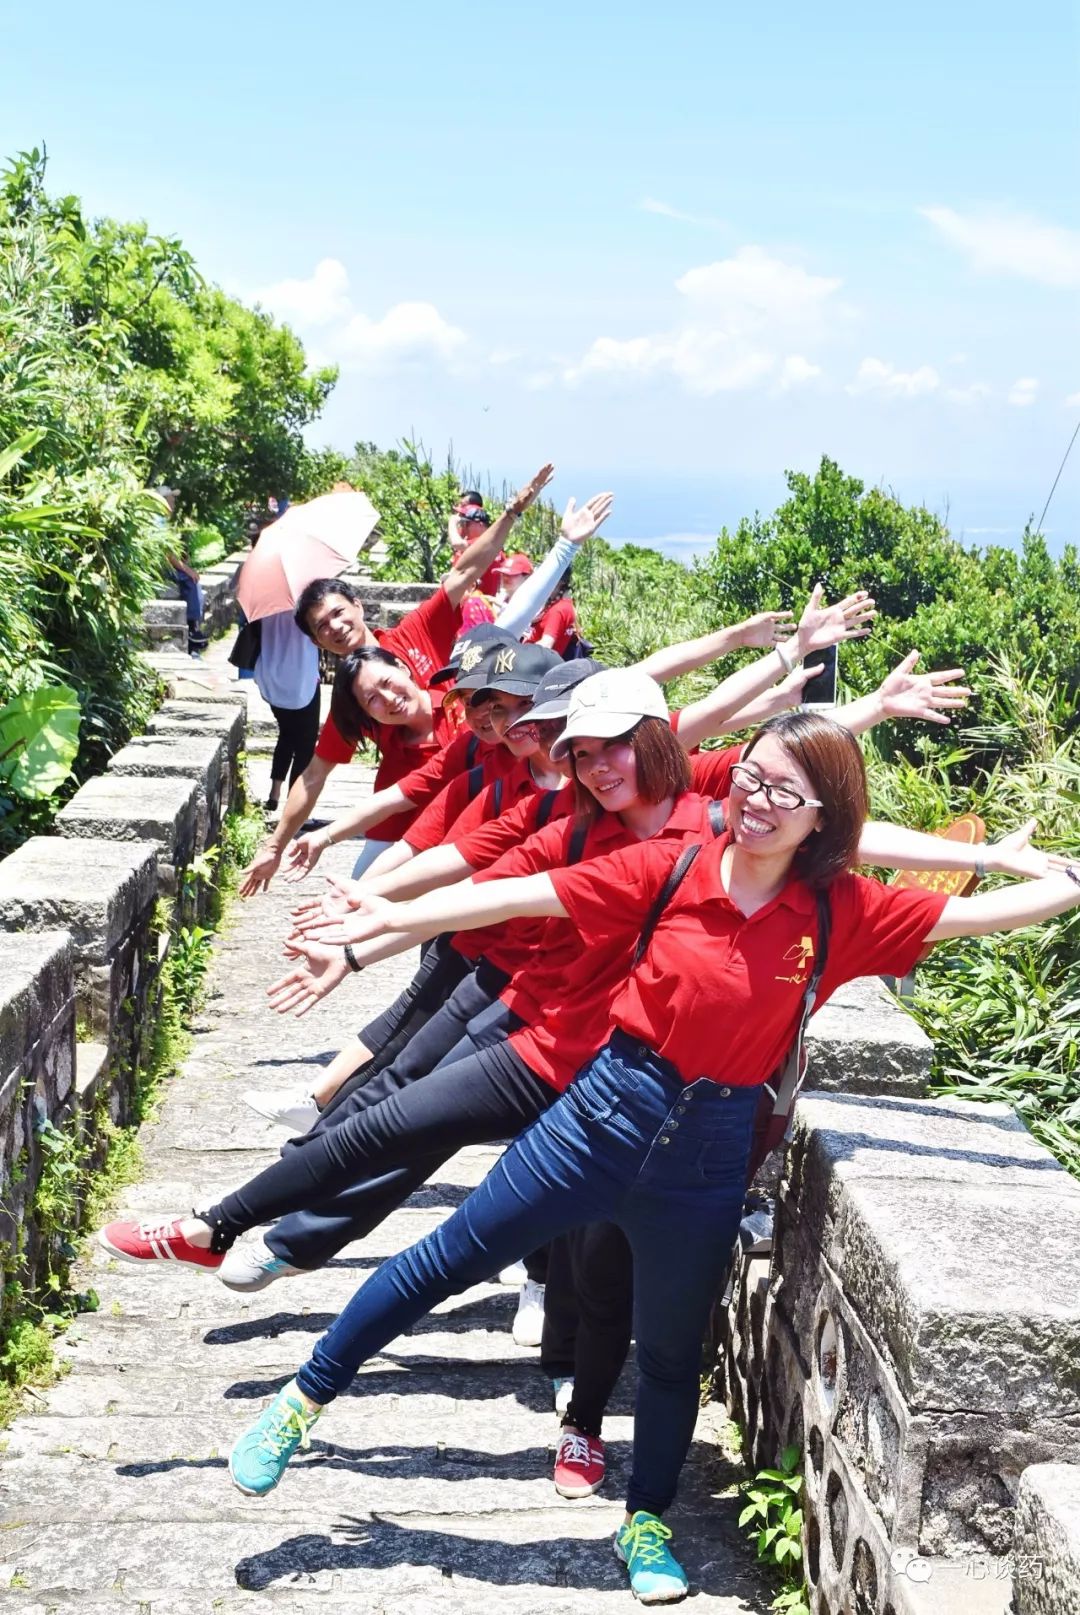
396, 732, 518, 818
404, 749, 536, 854
690, 744, 742, 799
499, 792, 720, 1086
453, 789, 575, 870
313, 584, 462, 767
525, 598, 577, 655
548, 834, 948, 1088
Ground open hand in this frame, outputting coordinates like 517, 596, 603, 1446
266, 940, 351, 1018
796, 583, 876, 656
511, 463, 555, 515
988, 818, 1070, 881
740, 610, 796, 649
300, 890, 398, 947
560, 491, 614, 544
878, 651, 973, 725
282, 830, 332, 883
238, 843, 281, 898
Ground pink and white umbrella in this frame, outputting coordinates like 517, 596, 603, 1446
235, 490, 380, 622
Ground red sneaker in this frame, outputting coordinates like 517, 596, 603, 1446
98, 1218, 223, 1271
553, 1428, 606, 1497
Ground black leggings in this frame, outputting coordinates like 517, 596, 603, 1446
269, 684, 321, 786
264, 964, 521, 1269
541, 1222, 633, 1439
203, 1040, 556, 1249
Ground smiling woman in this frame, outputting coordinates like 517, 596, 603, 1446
331, 646, 430, 739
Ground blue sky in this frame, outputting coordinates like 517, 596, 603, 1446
4, 0, 1078, 555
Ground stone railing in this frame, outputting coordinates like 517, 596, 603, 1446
0, 665, 247, 1301
714, 974, 1080, 1615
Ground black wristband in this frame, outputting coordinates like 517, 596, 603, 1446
1065, 866, 1080, 892
344, 942, 362, 973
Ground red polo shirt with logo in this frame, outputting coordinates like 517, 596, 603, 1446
546, 833, 947, 1088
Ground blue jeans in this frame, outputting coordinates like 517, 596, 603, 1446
296, 1032, 760, 1517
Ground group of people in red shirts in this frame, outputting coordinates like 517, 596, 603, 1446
102, 470, 1080, 1606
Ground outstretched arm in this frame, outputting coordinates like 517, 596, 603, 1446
676, 584, 877, 750
929, 867, 1080, 941
859, 818, 1062, 880
445, 464, 555, 604
636, 612, 794, 685
309, 872, 566, 947
239, 753, 334, 896
494, 492, 614, 636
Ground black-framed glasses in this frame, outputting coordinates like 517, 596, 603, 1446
729, 762, 823, 812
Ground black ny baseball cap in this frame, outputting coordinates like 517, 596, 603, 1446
460, 641, 562, 699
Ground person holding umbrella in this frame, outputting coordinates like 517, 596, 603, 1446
238, 464, 559, 892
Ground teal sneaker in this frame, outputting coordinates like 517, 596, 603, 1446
614, 1512, 689, 1604
229, 1383, 321, 1496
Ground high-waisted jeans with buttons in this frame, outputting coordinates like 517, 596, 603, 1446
295, 1030, 760, 1519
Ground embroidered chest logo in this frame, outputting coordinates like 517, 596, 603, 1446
776, 936, 814, 985
493, 647, 517, 674
458, 643, 485, 672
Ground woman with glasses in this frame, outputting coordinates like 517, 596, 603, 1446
199, 697, 1080, 1607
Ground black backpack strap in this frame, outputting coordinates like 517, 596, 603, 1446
536, 789, 558, 830
465, 763, 485, 802
707, 799, 726, 837
632, 844, 703, 966
567, 819, 590, 866
764, 888, 832, 1121
491, 777, 504, 817
465, 733, 480, 767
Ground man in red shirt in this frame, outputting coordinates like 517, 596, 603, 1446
239, 463, 554, 894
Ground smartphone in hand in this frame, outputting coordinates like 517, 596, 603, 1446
801, 644, 838, 705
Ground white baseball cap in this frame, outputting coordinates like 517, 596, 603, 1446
550, 669, 669, 761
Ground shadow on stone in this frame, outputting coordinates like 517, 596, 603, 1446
203, 1291, 514, 1347
235, 1511, 748, 1597
224, 1363, 559, 1411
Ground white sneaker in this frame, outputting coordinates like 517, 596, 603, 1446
498, 1260, 527, 1286
511, 1279, 545, 1348
218, 1233, 304, 1292
552, 1376, 575, 1416
242, 1087, 320, 1134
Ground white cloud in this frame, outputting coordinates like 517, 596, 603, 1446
337, 302, 466, 371
256, 257, 351, 326
921, 206, 1080, 288
1064, 390, 1080, 408
563, 246, 843, 395
847, 358, 941, 398
778, 355, 822, 390
253, 258, 467, 374
1008, 376, 1039, 407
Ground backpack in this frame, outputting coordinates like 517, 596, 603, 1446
562, 632, 595, 662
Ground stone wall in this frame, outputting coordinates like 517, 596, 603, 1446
0, 669, 248, 1304
715, 977, 1080, 1615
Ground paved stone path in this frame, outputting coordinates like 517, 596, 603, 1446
0, 657, 773, 1615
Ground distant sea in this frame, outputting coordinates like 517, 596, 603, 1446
592, 470, 1080, 567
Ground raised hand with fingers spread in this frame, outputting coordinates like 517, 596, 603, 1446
794, 582, 876, 657
876, 650, 972, 725
560, 491, 614, 544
